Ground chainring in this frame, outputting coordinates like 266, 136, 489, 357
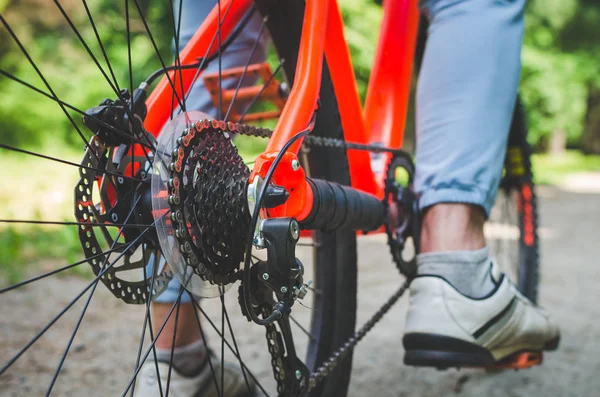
383, 153, 418, 277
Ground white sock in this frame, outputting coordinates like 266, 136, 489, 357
155, 339, 207, 377
416, 247, 498, 299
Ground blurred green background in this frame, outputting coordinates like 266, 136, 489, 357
0, 0, 599, 284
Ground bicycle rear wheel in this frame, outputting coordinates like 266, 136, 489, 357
0, 1, 356, 396
487, 98, 540, 303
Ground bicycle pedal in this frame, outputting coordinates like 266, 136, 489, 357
491, 351, 543, 370
203, 62, 287, 123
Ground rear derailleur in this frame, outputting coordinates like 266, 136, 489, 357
239, 216, 311, 395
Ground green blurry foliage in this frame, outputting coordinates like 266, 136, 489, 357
0, 0, 171, 147
1, 0, 598, 151
0, 0, 598, 277
339, 0, 383, 100
0, 225, 83, 286
520, 0, 600, 149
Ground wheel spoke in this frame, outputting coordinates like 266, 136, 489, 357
191, 298, 270, 397
164, 288, 183, 397
0, 143, 144, 183
45, 277, 101, 395
224, 18, 267, 122
0, 69, 154, 150
53, 0, 157, 160
53, 1, 123, 105
1, 15, 100, 156
238, 61, 284, 124
131, 0, 184, 109
221, 292, 253, 393
0, 219, 153, 228
81, 0, 120, 90
217, 0, 223, 120
170, 0, 186, 116
290, 315, 315, 342
145, 297, 166, 397
220, 285, 225, 396
0, 247, 122, 295
197, 299, 270, 396
125, 0, 134, 95
120, 288, 186, 397
0, 212, 162, 376
53, 1, 135, 113
181, 1, 250, 105
130, 248, 164, 397
0, 16, 133, 198
187, 291, 222, 397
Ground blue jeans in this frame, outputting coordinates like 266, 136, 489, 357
156, 0, 526, 303
415, 0, 525, 215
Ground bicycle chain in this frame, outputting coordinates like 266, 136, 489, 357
168, 119, 410, 395
263, 309, 289, 395
307, 278, 411, 392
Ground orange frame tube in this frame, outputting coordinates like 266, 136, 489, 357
144, 0, 253, 136
363, 0, 419, 191
144, 0, 419, 199
264, 0, 329, 154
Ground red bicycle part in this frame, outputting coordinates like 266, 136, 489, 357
492, 351, 543, 370
265, 0, 329, 155
249, 151, 313, 222
144, 0, 253, 136
363, 0, 419, 191
203, 63, 287, 123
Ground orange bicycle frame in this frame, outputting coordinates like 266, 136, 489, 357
144, 0, 419, 222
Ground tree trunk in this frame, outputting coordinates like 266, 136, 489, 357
550, 128, 567, 155
582, 87, 600, 155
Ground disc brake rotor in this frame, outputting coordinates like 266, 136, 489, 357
75, 136, 171, 304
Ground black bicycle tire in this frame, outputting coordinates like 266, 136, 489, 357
500, 97, 540, 303
254, 1, 357, 396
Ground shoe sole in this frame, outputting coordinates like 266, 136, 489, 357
403, 333, 560, 370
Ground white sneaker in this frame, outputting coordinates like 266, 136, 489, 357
403, 266, 559, 368
133, 359, 254, 397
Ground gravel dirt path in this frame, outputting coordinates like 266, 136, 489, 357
1, 182, 599, 397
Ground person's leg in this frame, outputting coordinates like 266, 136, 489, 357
404, 0, 559, 367
135, 2, 268, 395
154, 0, 268, 347
173, 0, 269, 116
151, 283, 204, 376
414, 0, 524, 298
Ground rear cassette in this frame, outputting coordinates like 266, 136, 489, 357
151, 112, 251, 297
